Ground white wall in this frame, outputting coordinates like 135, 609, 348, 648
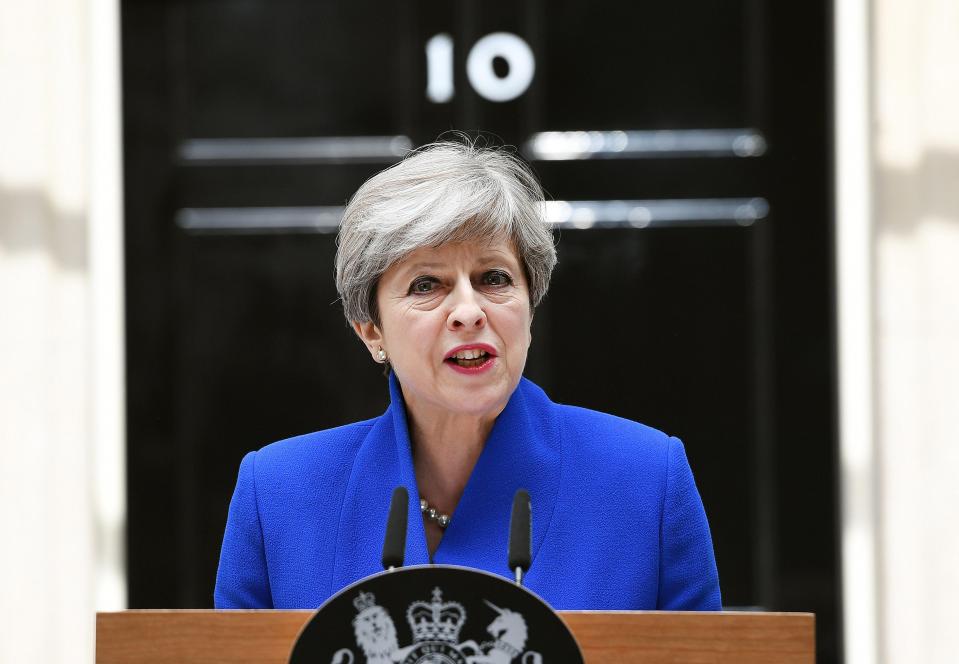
0, 2, 124, 663
839, 0, 959, 663
873, 0, 959, 662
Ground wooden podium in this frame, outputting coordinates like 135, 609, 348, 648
96, 610, 814, 663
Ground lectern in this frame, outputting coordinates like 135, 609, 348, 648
96, 610, 814, 663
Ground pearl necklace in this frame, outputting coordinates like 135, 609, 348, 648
420, 498, 451, 529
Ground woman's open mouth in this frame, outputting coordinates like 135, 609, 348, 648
444, 346, 496, 373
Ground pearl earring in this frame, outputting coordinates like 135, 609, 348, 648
377, 348, 387, 362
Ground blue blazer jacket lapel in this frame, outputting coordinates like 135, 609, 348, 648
330, 373, 561, 592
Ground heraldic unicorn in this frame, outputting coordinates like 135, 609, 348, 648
329, 587, 544, 664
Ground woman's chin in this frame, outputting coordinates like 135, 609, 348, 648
438, 373, 518, 417
399, 361, 522, 419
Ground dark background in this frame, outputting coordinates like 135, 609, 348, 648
122, 1, 840, 661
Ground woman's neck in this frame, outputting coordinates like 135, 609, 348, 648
407, 407, 494, 512
400, 386, 507, 557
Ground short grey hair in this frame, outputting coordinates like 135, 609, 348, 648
335, 138, 557, 324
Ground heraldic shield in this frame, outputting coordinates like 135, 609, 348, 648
288, 565, 584, 664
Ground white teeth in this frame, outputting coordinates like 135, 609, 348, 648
452, 348, 488, 360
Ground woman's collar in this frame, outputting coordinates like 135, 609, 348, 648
384, 371, 562, 573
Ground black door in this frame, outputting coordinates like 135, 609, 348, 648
123, 1, 839, 661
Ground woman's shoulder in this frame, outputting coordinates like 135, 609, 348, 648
559, 401, 671, 438
249, 416, 380, 475
519, 378, 678, 465
541, 395, 678, 473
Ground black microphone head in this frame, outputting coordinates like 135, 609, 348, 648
508, 489, 532, 572
382, 486, 409, 569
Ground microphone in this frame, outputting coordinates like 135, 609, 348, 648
508, 488, 532, 585
382, 486, 408, 570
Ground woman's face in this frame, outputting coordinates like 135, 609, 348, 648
355, 238, 532, 423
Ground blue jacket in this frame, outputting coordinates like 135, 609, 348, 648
214, 374, 721, 610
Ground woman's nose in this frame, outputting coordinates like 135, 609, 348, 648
446, 280, 486, 330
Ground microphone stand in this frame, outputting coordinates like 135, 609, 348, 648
382, 486, 409, 571
508, 489, 532, 585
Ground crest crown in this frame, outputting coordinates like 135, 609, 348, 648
353, 591, 377, 613
406, 587, 466, 644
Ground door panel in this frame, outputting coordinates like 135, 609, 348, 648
123, 1, 838, 661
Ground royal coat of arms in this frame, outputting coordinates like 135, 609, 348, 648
329, 587, 544, 664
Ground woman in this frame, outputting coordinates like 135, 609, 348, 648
214, 139, 721, 611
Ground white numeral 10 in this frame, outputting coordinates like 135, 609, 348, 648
426, 32, 536, 104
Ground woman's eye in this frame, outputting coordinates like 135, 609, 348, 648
410, 277, 437, 294
483, 270, 512, 287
